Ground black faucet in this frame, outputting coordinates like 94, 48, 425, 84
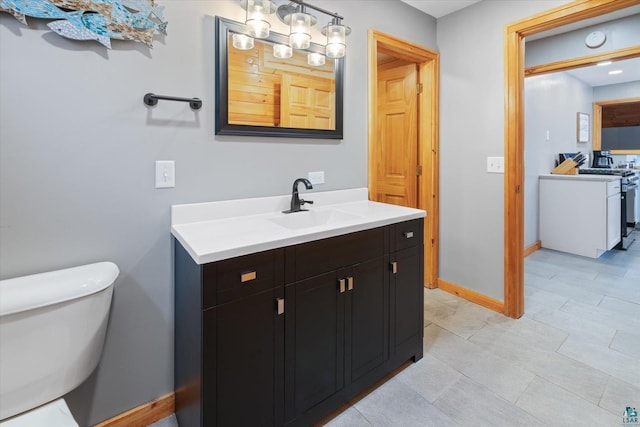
283, 178, 314, 213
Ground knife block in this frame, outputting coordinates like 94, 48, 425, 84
551, 158, 579, 175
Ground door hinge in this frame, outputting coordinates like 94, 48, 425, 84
416, 83, 423, 94
416, 165, 423, 176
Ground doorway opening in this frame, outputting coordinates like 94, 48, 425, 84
504, 0, 639, 318
368, 30, 439, 287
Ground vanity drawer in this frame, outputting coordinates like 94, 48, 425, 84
203, 249, 284, 308
288, 227, 385, 282
391, 218, 424, 252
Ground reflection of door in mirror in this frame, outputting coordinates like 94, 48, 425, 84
227, 35, 336, 130
594, 98, 640, 153
281, 73, 335, 129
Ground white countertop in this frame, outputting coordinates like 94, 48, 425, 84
539, 174, 621, 182
171, 188, 426, 264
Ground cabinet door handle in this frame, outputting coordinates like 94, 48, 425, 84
347, 276, 354, 291
403, 231, 414, 239
391, 262, 398, 274
276, 298, 284, 315
241, 271, 257, 283
338, 278, 346, 293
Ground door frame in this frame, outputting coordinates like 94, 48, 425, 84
503, 0, 639, 318
368, 30, 440, 287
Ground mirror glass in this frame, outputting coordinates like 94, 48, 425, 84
215, 17, 344, 139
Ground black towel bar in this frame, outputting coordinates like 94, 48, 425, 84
143, 93, 202, 110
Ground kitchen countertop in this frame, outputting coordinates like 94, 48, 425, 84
539, 174, 621, 182
171, 188, 426, 264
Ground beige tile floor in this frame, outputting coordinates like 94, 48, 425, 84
152, 237, 640, 427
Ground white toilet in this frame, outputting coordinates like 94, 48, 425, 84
0, 262, 119, 426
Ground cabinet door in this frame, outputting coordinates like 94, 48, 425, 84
390, 245, 424, 362
284, 271, 344, 421
345, 257, 388, 384
607, 193, 621, 249
203, 288, 282, 427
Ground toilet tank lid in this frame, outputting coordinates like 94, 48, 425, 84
0, 262, 119, 316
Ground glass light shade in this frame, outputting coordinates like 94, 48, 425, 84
307, 52, 326, 66
232, 33, 254, 50
273, 43, 293, 59
246, 0, 271, 38
325, 23, 346, 58
289, 12, 311, 49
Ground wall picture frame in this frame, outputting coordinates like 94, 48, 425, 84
577, 112, 590, 143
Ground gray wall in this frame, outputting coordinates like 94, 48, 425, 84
0, 1, 436, 425
524, 73, 593, 247
436, 0, 570, 300
594, 81, 640, 101
525, 13, 640, 67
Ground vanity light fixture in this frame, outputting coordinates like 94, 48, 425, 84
289, 10, 312, 49
232, 33, 254, 50
236, 0, 349, 59
273, 43, 293, 59
322, 18, 348, 59
245, 0, 274, 38
307, 52, 325, 66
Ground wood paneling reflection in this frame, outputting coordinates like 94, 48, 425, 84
227, 36, 335, 129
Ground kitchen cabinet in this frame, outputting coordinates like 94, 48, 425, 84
539, 175, 621, 258
174, 219, 423, 427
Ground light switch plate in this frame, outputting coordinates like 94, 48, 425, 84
487, 157, 504, 174
308, 171, 325, 185
156, 160, 175, 188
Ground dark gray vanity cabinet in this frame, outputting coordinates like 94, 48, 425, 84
174, 218, 423, 427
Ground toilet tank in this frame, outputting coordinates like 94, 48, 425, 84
0, 262, 119, 421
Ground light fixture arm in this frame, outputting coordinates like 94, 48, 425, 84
287, 0, 343, 21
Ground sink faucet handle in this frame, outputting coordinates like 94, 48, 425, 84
300, 199, 314, 206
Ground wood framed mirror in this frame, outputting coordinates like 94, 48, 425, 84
215, 17, 344, 139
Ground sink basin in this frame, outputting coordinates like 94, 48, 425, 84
269, 210, 360, 230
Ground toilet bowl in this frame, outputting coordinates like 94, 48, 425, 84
0, 262, 119, 426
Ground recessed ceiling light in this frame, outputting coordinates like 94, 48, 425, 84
597, 61, 612, 66
608, 70, 623, 75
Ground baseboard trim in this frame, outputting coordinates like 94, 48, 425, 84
436, 279, 504, 314
524, 240, 541, 257
95, 393, 174, 427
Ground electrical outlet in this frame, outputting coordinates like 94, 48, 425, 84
156, 160, 175, 188
308, 171, 325, 185
487, 157, 504, 174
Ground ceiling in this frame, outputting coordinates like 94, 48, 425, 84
398, 0, 482, 19
396, 1, 639, 87
565, 57, 640, 87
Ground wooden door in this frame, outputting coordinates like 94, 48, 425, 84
281, 73, 335, 130
371, 62, 418, 208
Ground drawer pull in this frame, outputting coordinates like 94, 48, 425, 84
391, 262, 398, 274
276, 298, 284, 315
241, 271, 257, 283
403, 231, 414, 239
347, 276, 354, 291
338, 278, 346, 293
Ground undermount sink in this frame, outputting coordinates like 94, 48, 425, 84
269, 209, 360, 230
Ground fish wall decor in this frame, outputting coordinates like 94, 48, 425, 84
0, 0, 167, 48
